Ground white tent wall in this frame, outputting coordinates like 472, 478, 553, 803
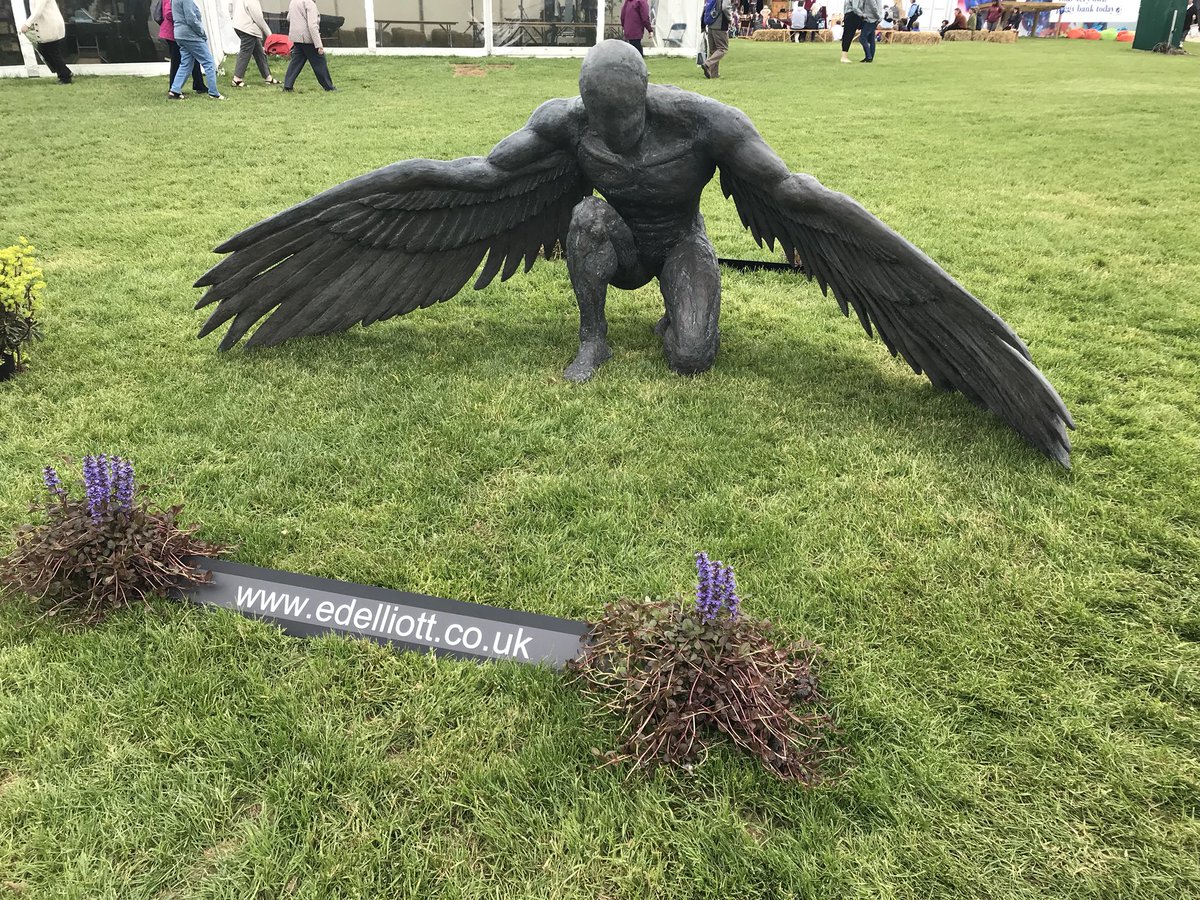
831, 0, 957, 31
201, 0, 239, 63
1, 0, 707, 77
923, 0, 961, 31
647, 0, 702, 55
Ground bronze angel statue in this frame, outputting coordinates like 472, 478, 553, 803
195, 40, 1073, 466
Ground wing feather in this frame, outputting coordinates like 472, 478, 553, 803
197, 153, 589, 349
722, 169, 1074, 466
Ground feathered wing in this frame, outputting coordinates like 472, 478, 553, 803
195, 153, 590, 351
720, 169, 1074, 467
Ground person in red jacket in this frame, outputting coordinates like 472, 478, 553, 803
620, 0, 654, 54
985, 0, 1003, 31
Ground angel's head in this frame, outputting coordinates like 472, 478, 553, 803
579, 39, 648, 154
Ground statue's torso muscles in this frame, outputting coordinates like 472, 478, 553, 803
575, 109, 716, 262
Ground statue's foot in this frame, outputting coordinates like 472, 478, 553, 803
564, 340, 612, 383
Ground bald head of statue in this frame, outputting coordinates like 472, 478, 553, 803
579, 40, 649, 154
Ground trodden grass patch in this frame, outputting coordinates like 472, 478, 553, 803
1, 39, 1198, 899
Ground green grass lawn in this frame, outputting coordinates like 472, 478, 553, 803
1, 38, 1198, 899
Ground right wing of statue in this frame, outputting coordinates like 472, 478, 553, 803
718, 169, 1075, 467
195, 152, 590, 351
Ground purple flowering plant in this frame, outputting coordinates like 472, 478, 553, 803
571, 553, 838, 783
1, 457, 225, 623
694, 551, 740, 622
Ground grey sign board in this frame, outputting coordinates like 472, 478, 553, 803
182, 559, 588, 668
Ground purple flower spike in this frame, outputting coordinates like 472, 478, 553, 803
82, 454, 109, 522
721, 563, 741, 620
695, 554, 742, 621
114, 457, 135, 511
695, 552, 724, 622
98, 453, 112, 502
42, 466, 65, 497
713, 561, 729, 613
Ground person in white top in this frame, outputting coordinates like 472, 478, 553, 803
283, 0, 336, 91
19, 0, 72, 84
231, 0, 280, 87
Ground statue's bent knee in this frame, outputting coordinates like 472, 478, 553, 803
664, 329, 719, 376
569, 197, 618, 244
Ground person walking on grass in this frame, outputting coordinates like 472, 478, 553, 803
905, 0, 921, 29
232, 0, 280, 87
840, 0, 881, 62
283, 0, 337, 92
167, 0, 225, 99
620, 0, 653, 55
161, 0, 209, 96
19, 0, 72, 84
698, 0, 732, 78
858, 0, 881, 60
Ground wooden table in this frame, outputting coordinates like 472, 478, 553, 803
492, 19, 598, 47
375, 19, 460, 46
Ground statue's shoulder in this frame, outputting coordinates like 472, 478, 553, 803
528, 96, 586, 138
646, 84, 734, 121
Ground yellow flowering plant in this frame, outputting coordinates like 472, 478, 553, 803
0, 238, 46, 376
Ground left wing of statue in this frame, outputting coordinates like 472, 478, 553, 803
720, 169, 1075, 467
195, 153, 589, 350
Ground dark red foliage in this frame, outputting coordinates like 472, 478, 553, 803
1, 492, 226, 624
570, 597, 839, 782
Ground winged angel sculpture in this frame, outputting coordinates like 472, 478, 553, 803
196, 40, 1073, 466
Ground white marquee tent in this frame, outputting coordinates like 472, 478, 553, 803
5, 0, 706, 78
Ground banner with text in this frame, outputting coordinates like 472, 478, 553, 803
182, 559, 588, 668
1058, 0, 1141, 21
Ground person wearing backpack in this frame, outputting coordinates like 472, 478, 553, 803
19, 0, 72, 84
906, 0, 922, 30
698, 0, 732, 78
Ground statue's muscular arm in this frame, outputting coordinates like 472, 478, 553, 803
485, 97, 582, 175
342, 98, 582, 197
698, 98, 795, 193
696, 96, 882, 229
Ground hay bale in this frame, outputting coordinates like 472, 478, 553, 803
750, 28, 790, 40
886, 30, 941, 44
983, 30, 1016, 42
385, 26, 426, 47
941, 29, 973, 41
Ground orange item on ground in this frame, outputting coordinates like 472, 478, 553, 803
1115, 29, 1133, 41
1067, 27, 1084, 38
1083, 28, 1101, 39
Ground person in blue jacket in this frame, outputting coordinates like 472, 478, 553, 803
168, 0, 225, 100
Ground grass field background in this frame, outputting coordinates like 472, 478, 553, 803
1, 39, 1198, 899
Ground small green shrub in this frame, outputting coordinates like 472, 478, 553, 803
571, 554, 838, 782
0, 457, 227, 623
0, 238, 46, 375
